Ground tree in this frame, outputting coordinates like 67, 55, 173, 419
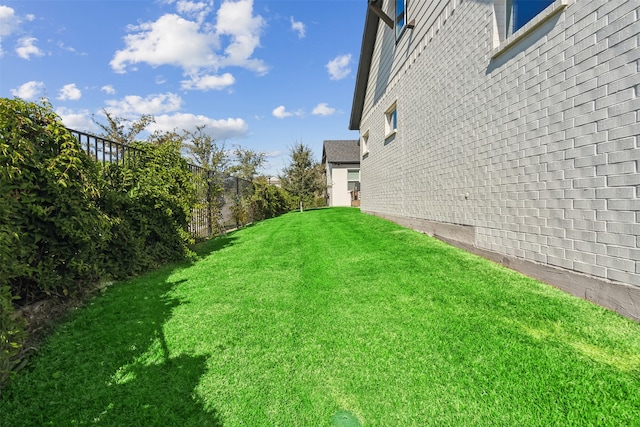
93, 109, 155, 145
182, 125, 228, 173
280, 142, 324, 212
181, 125, 230, 234
147, 129, 182, 146
228, 145, 266, 181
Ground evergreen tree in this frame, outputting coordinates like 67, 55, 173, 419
280, 142, 324, 212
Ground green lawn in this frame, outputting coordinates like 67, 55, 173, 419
2, 207, 640, 426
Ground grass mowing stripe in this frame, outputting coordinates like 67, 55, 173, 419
1, 207, 640, 426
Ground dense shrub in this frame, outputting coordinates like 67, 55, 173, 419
0, 98, 199, 387
313, 196, 327, 208
0, 98, 109, 387
0, 189, 26, 387
0, 285, 26, 389
0, 98, 109, 301
230, 194, 251, 227
99, 141, 198, 274
251, 177, 292, 220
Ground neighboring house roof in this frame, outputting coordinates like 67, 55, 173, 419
349, 0, 381, 130
322, 140, 360, 164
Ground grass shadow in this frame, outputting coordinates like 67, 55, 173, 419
0, 238, 235, 425
192, 233, 239, 258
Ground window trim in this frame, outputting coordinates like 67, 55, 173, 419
347, 169, 360, 192
492, 0, 568, 58
361, 130, 370, 157
395, 0, 407, 40
384, 102, 398, 139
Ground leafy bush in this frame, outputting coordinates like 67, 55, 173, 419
0, 98, 109, 301
230, 194, 251, 227
251, 178, 292, 220
99, 141, 198, 275
313, 196, 327, 208
0, 285, 26, 389
0, 97, 108, 387
0, 98, 200, 387
0, 190, 26, 387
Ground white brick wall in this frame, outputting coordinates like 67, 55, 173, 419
360, 0, 640, 287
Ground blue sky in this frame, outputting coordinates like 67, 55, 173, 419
0, 0, 365, 176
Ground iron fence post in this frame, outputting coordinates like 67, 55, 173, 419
207, 170, 213, 237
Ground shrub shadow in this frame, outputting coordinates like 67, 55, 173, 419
0, 233, 240, 425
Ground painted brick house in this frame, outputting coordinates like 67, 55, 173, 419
322, 140, 361, 207
350, 0, 640, 320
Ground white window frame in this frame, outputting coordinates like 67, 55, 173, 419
347, 169, 360, 192
361, 130, 370, 156
385, 102, 398, 138
395, 0, 407, 40
492, 0, 568, 56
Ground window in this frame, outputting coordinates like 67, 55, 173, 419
361, 131, 369, 156
395, 0, 407, 39
385, 102, 398, 137
495, 0, 555, 43
509, 0, 554, 33
347, 169, 360, 192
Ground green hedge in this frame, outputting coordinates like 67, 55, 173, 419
0, 98, 108, 301
250, 177, 293, 220
99, 141, 197, 275
0, 98, 198, 387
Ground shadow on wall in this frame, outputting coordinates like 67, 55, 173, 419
374, 15, 397, 104
487, 8, 563, 74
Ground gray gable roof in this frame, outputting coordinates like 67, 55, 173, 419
322, 140, 360, 164
349, 0, 381, 130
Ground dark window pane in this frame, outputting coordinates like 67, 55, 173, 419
513, 0, 554, 32
396, 0, 406, 38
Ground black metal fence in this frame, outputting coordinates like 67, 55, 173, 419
68, 128, 253, 239
187, 165, 254, 239
68, 128, 142, 165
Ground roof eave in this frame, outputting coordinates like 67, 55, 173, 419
349, 1, 381, 131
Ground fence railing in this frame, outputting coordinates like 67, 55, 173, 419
68, 128, 142, 166
68, 128, 253, 239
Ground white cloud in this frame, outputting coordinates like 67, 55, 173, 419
104, 92, 183, 117
175, 0, 213, 23
181, 72, 235, 91
110, 0, 267, 87
16, 37, 44, 60
326, 54, 352, 80
56, 107, 96, 132
10, 81, 45, 100
57, 41, 86, 55
272, 105, 303, 119
149, 113, 249, 140
0, 6, 19, 37
0, 5, 24, 57
57, 83, 82, 101
215, 0, 267, 74
272, 105, 291, 119
110, 14, 218, 74
312, 103, 336, 116
290, 17, 305, 39
101, 85, 116, 94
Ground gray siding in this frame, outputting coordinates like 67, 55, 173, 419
359, 0, 640, 297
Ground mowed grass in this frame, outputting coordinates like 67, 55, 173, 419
2, 208, 640, 426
